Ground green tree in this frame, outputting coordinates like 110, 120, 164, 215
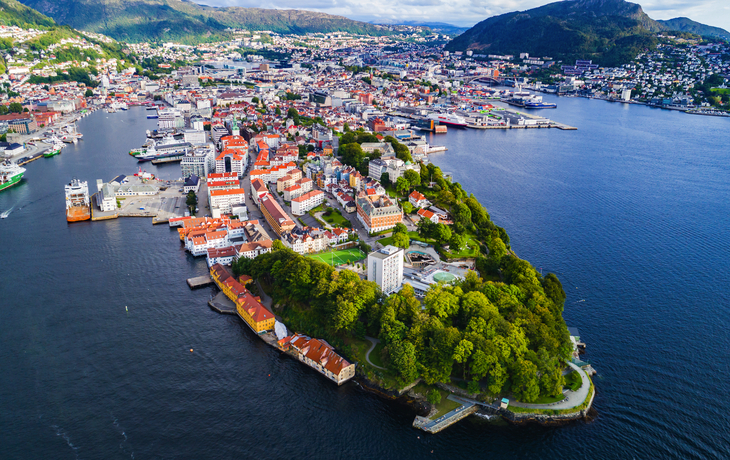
425, 284, 460, 318
186, 191, 197, 213
389, 340, 419, 385
8, 102, 23, 113
393, 222, 408, 235
449, 233, 466, 251
380, 172, 390, 186
395, 177, 410, 195
427, 389, 441, 405
84, 89, 94, 97
392, 232, 410, 249
453, 339, 474, 379
488, 237, 507, 261
404, 169, 421, 187
435, 223, 452, 243
402, 201, 414, 214
275, 107, 282, 116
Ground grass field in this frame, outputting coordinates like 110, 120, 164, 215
307, 248, 366, 266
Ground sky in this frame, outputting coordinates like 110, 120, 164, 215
194, 0, 730, 30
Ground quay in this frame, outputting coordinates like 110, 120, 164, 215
208, 291, 236, 314
188, 274, 214, 289
412, 395, 482, 433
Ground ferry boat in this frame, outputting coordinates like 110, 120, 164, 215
0, 161, 26, 192
136, 136, 191, 162
427, 113, 468, 128
129, 148, 147, 157
65, 179, 91, 222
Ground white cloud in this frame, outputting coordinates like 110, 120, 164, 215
194, 0, 730, 30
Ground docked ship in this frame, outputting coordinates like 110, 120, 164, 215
44, 137, 65, 157
0, 161, 26, 192
505, 93, 557, 109
427, 113, 468, 128
65, 179, 91, 222
136, 135, 191, 162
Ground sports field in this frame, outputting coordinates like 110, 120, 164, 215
307, 248, 366, 266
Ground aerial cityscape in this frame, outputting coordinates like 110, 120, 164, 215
0, 0, 728, 457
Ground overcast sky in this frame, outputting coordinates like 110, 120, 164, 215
195, 0, 730, 31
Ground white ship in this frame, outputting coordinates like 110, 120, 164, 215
427, 113, 468, 128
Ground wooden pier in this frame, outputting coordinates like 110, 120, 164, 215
187, 275, 213, 289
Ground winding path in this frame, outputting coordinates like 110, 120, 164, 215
364, 336, 386, 370
509, 362, 591, 410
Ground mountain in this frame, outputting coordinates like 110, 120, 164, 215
445, 0, 663, 66
16, 0, 390, 43
0, 0, 54, 28
390, 21, 470, 35
446, 0, 728, 67
657, 17, 730, 41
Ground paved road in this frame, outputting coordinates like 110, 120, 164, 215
364, 336, 386, 370
509, 362, 591, 410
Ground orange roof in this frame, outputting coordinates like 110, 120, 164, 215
210, 188, 245, 197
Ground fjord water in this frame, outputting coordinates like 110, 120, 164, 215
0, 101, 728, 458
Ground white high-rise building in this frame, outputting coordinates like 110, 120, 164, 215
367, 245, 404, 295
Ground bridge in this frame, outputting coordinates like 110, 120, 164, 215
460, 76, 504, 85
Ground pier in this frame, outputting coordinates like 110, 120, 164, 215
187, 275, 213, 289
413, 395, 481, 433
208, 291, 236, 314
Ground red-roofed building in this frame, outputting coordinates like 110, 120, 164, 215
289, 334, 356, 385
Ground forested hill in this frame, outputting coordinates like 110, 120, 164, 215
234, 159, 573, 403
656, 18, 730, 41
16, 0, 390, 43
0, 0, 54, 28
445, 0, 727, 67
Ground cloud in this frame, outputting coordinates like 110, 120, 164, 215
193, 0, 730, 30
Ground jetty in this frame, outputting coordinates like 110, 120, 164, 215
412, 395, 483, 433
187, 275, 213, 289
208, 291, 236, 314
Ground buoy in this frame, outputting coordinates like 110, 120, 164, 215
125, 306, 128, 312
190, 349, 193, 352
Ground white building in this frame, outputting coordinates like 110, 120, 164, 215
183, 129, 206, 145
180, 146, 214, 179
209, 188, 246, 214
291, 190, 325, 216
367, 245, 404, 295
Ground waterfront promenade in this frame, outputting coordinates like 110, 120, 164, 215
509, 362, 591, 410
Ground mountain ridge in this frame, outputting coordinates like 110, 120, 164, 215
16, 0, 391, 43
445, 0, 728, 66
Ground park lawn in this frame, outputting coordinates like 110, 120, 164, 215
322, 209, 350, 227
369, 342, 386, 368
429, 390, 462, 420
442, 235, 480, 259
564, 371, 582, 391
528, 394, 566, 404
711, 87, 730, 95
343, 336, 372, 364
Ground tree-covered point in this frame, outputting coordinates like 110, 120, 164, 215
234, 159, 572, 401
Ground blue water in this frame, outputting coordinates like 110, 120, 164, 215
0, 101, 728, 458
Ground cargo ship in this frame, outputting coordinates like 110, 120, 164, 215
65, 179, 91, 222
0, 161, 26, 192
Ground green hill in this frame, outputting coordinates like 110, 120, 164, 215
445, 0, 663, 66
0, 0, 54, 28
16, 0, 390, 43
657, 17, 730, 41
445, 0, 728, 67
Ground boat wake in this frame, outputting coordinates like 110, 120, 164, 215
51, 425, 80, 459
0, 206, 13, 219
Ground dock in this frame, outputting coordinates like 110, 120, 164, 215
208, 291, 236, 314
151, 155, 183, 164
188, 275, 213, 289
413, 395, 480, 433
